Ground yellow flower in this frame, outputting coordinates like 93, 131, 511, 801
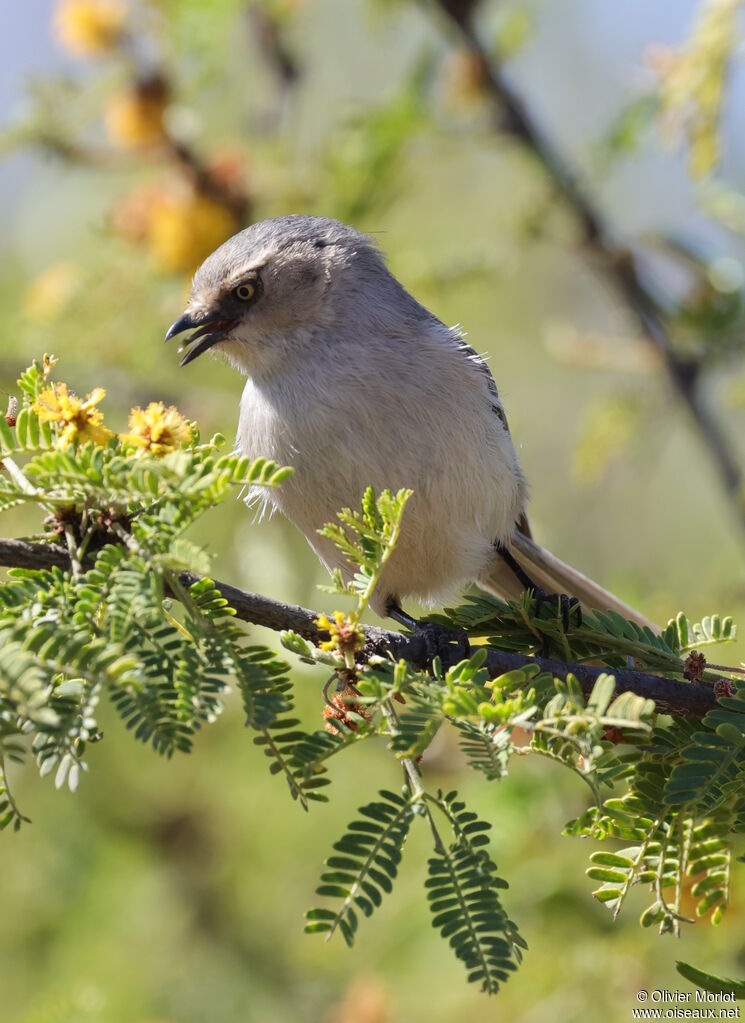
105, 88, 166, 150
120, 402, 192, 455
316, 611, 366, 656
54, 0, 126, 57
33, 383, 113, 450
24, 262, 81, 322
148, 191, 237, 273
572, 395, 641, 487
111, 183, 163, 243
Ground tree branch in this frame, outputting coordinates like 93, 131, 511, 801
0, 536, 718, 717
428, 1, 745, 526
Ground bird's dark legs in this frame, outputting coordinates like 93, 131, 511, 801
387, 600, 470, 668
495, 543, 538, 592
552, 593, 581, 632
494, 542, 581, 632
388, 604, 419, 632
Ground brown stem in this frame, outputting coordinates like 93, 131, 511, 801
246, 7, 300, 92
166, 139, 249, 221
429, 1, 744, 527
0, 536, 719, 717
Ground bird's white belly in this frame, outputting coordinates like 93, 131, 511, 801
236, 364, 525, 617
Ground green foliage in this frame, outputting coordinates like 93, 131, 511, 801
594, 94, 660, 171
424, 791, 526, 995
321, 64, 431, 222
306, 788, 415, 945
664, 694, 745, 812
306, 780, 525, 994
1, 359, 744, 997
0, 358, 311, 814
433, 592, 735, 678
318, 484, 412, 616
676, 960, 745, 998
567, 720, 740, 935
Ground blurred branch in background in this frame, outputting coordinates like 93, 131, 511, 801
247, 4, 301, 97
427, 0, 745, 531
4, 0, 259, 274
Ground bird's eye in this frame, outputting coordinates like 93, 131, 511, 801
234, 281, 257, 302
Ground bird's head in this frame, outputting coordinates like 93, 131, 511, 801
165, 214, 391, 377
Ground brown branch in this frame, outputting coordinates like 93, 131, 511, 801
25, 63, 251, 224
166, 139, 250, 222
246, 7, 301, 93
0, 536, 717, 717
470, 648, 715, 718
429, 1, 745, 526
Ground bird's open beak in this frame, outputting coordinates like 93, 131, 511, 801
165, 311, 237, 367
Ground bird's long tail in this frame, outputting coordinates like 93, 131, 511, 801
480, 532, 658, 633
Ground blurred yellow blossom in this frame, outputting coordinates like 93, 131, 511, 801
325, 977, 390, 1023
33, 383, 113, 450
54, 0, 126, 57
572, 394, 642, 487
442, 49, 489, 113
105, 79, 167, 150
111, 183, 164, 243
120, 402, 192, 455
24, 262, 81, 322
148, 191, 237, 273
208, 149, 249, 204
265, 0, 308, 19
648, 0, 742, 178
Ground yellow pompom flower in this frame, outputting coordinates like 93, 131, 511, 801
33, 383, 113, 450
120, 402, 192, 455
54, 0, 126, 57
148, 192, 237, 273
105, 88, 166, 150
316, 611, 366, 657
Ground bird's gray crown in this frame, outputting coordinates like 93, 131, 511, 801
192, 214, 377, 290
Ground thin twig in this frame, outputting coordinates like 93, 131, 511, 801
246, 7, 300, 94
380, 701, 425, 800
428, 0, 745, 528
63, 523, 82, 578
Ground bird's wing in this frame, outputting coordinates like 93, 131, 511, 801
452, 335, 534, 534
456, 338, 656, 630
453, 338, 510, 426
516, 511, 533, 540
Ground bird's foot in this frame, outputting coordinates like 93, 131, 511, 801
388, 603, 470, 670
409, 621, 471, 671
533, 588, 582, 633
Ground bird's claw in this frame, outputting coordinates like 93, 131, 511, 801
406, 621, 471, 671
533, 588, 582, 632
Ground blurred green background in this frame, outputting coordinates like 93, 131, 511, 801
2, 1, 745, 1020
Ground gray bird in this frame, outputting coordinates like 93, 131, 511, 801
166, 214, 650, 629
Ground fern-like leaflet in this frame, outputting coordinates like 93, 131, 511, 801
425, 791, 525, 994
306, 789, 415, 945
